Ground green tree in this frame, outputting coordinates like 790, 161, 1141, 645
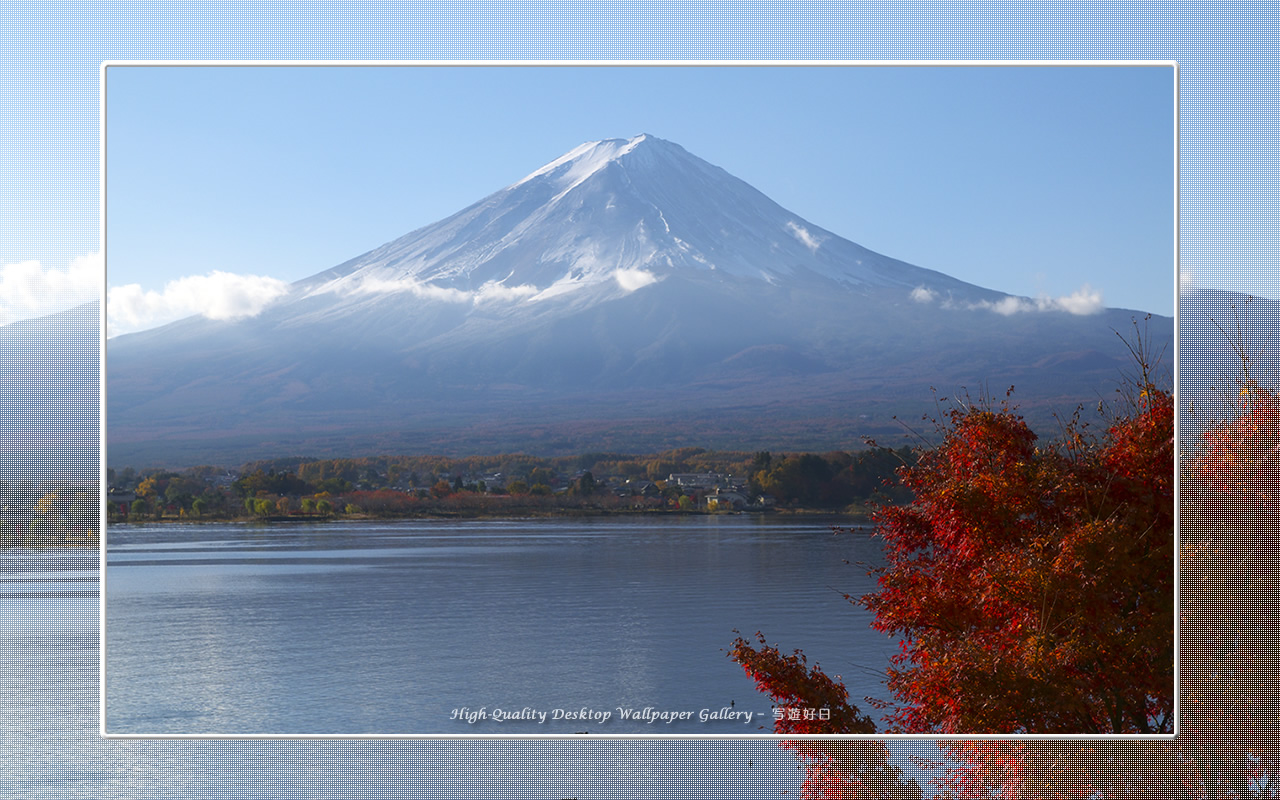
757, 453, 835, 506
751, 450, 773, 472
316, 477, 353, 494
571, 471, 597, 496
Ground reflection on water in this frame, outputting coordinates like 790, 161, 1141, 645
0, 521, 920, 798
104, 517, 895, 736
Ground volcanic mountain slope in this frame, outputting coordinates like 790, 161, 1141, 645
107, 134, 1173, 466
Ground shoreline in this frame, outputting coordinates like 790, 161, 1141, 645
105, 505, 875, 527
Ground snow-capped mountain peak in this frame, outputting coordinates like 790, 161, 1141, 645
295, 134, 1000, 314
108, 135, 1171, 466
513, 133, 662, 193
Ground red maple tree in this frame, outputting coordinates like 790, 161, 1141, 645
865, 380, 1173, 734
926, 381, 1280, 798
730, 334, 1182, 796
729, 631, 922, 799
732, 335, 1280, 796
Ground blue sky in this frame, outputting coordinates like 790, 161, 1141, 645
102, 63, 1175, 334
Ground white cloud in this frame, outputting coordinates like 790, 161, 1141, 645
785, 221, 822, 253
344, 275, 471, 303
986, 296, 1033, 315
1179, 267, 1197, 295
0, 252, 101, 324
910, 285, 938, 303
108, 270, 291, 337
613, 268, 659, 292
474, 281, 540, 303
337, 275, 540, 305
1048, 284, 1105, 315
971, 284, 1105, 316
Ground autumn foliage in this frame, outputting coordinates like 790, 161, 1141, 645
729, 631, 922, 799
730, 630, 876, 735
732, 380, 1174, 738
731, 330, 1280, 796
729, 333, 1183, 796
865, 381, 1174, 734
1173, 383, 1280, 798
925, 381, 1280, 799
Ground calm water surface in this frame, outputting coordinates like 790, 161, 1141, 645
104, 516, 896, 736
1, 528, 932, 799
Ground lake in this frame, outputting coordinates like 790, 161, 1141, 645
103, 515, 897, 736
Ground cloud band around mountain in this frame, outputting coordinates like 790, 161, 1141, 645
108, 270, 291, 337
331, 275, 543, 305
0, 252, 101, 325
910, 282, 1105, 315
320, 268, 662, 306
984, 284, 1105, 315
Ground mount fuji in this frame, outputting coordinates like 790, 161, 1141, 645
107, 134, 1173, 466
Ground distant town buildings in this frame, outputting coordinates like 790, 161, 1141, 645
667, 473, 727, 490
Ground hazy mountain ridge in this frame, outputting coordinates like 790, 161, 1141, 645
108, 135, 1176, 467
1179, 288, 1280, 436
0, 302, 99, 481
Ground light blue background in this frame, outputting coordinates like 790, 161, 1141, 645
3, 3, 1275, 798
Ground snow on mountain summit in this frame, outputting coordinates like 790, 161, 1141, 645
295, 134, 1003, 314
108, 135, 1163, 465
512, 133, 663, 193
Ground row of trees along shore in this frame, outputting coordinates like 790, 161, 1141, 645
106, 446, 916, 522
0, 486, 97, 547
727, 322, 1278, 799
